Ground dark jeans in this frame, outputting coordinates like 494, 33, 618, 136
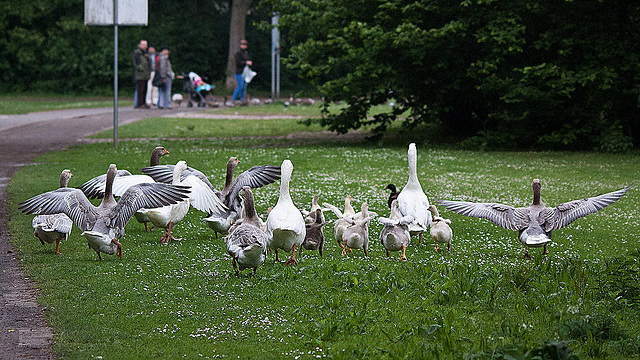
135, 80, 148, 107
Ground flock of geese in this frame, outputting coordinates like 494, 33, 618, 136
19, 143, 629, 274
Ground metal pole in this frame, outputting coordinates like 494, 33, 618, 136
113, 0, 119, 149
271, 14, 280, 100
276, 47, 280, 100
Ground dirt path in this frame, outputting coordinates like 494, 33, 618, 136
0, 106, 197, 359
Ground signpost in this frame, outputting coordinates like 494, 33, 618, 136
271, 13, 280, 100
85, 0, 148, 149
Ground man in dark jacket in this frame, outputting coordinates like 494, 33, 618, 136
232, 39, 252, 102
132, 40, 151, 108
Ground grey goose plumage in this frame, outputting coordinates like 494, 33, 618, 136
438, 179, 628, 258
31, 169, 74, 254
19, 164, 190, 259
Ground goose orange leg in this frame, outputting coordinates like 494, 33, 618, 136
399, 245, 407, 261
285, 244, 298, 265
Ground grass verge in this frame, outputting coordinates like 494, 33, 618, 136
0, 96, 134, 115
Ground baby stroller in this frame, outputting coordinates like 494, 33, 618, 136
183, 71, 214, 107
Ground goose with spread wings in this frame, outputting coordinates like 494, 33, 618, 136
31, 169, 74, 255
19, 164, 190, 259
438, 179, 628, 258
77, 146, 170, 231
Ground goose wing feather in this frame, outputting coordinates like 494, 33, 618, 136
226, 165, 281, 212
543, 187, 628, 231
180, 175, 228, 214
110, 183, 191, 230
77, 170, 132, 199
438, 200, 529, 231
19, 188, 98, 232
322, 202, 344, 218
141, 165, 216, 192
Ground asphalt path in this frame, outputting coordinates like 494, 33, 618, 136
0, 105, 199, 359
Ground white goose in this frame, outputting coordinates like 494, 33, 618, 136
144, 156, 280, 237
397, 143, 432, 242
31, 169, 74, 254
226, 187, 267, 275
438, 179, 628, 258
379, 199, 413, 260
428, 205, 453, 252
342, 202, 373, 257
323, 195, 356, 251
266, 160, 306, 265
140, 160, 227, 243
19, 164, 190, 259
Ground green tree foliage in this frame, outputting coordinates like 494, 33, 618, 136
0, 0, 279, 94
266, 0, 640, 151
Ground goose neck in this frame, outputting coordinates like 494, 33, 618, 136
103, 166, 116, 203
225, 162, 235, 188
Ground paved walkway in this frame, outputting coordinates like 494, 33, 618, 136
0, 105, 200, 359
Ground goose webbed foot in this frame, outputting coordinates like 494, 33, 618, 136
112, 239, 123, 258
284, 245, 298, 265
54, 239, 61, 255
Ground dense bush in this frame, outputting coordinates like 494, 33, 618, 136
266, 0, 640, 151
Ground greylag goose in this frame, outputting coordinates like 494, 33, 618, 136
397, 143, 432, 243
379, 199, 413, 260
385, 183, 400, 209
19, 164, 190, 259
77, 146, 169, 199
342, 202, 373, 257
301, 209, 328, 257
266, 160, 306, 265
226, 187, 268, 275
428, 205, 453, 252
77, 146, 170, 231
31, 169, 74, 254
438, 179, 628, 258
140, 161, 227, 243
143, 157, 280, 237
323, 195, 356, 251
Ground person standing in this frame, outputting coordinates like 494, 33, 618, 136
132, 39, 151, 108
157, 47, 175, 109
145, 44, 159, 107
232, 39, 252, 102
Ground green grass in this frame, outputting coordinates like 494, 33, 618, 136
89, 117, 328, 139
0, 96, 134, 115
211, 101, 408, 118
7, 129, 640, 359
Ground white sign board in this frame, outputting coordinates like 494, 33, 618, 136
85, 0, 148, 26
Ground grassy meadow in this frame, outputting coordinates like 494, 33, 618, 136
0, 96, 133, 115
6, 114, 640, 359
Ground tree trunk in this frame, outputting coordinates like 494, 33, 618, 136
226, 0, 253, 90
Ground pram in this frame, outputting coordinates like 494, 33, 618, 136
183, 71, 214, 107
